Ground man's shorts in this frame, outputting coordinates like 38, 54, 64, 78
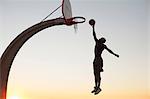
93, 57, 103, 73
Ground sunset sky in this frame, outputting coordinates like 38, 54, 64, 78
0, 0, 149, 99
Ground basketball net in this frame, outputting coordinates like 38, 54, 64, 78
74, 22, 78, 33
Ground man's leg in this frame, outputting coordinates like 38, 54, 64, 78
91, 68, 97, 93
95, 72, 102, 95
97, 73, 101, 88
95, 73, 98, 88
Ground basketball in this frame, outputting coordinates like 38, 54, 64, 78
89, 19, 95, 25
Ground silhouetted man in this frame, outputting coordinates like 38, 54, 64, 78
91, 23, 119, 95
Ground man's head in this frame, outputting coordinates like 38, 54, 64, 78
99, 37, 106, 43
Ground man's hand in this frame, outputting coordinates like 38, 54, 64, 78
115, 54, 119, 58
92, 24, 95, 28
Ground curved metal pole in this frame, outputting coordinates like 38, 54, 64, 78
0, 18, 65, 99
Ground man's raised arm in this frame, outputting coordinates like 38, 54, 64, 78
92, 25, 98, 42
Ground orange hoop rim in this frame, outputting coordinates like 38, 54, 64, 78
64, 16, 86, 25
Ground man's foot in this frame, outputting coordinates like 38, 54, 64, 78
91, 87, 97, 93
94, 87, 102, 95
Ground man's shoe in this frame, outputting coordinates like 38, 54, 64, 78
94, 88, 102, 95
91, 87, 97, 93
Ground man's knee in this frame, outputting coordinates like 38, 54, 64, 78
95, 73, 100, 79
98, 77, 101, 81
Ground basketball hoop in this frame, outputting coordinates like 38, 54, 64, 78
62, 0, 86, 26
64, 17, 86, 26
